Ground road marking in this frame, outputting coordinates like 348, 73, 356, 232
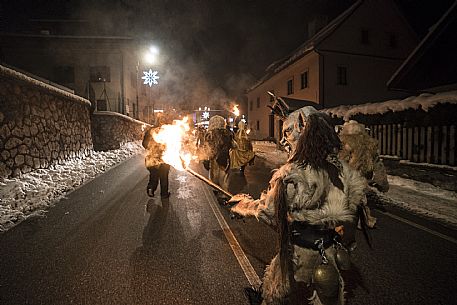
199, 179, 262, 289
379, 210, 457, 245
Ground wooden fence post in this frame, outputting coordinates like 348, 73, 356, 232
426, 126, 432, 164
441, 126, 448, 165
449, 125, 455, 166
387, 124, 392, 156
433, 126, 440, 164
419, 126, 426, 163
407, 127, 413, 161
396, 124, 402, 157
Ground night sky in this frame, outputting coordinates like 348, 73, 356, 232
1, 0, 454, 105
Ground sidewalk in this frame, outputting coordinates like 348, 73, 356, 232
252, 141, 457, 230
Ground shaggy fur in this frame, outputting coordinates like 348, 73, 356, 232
230, 110, 365, 305
290, 113, 344, 191
142, 127, 166, 169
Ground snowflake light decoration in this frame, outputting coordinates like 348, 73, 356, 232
142, 69, 159, 87
202, 111, 210, 120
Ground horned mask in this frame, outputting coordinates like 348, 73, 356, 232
267, 91, 318, 154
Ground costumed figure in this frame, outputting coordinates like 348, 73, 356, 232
196, 126, 206, 149
229, 100, 365, 305
201, 115, 233, 192
230, 121, 255, 173
142, 126, 171, 199
338, 120, 389, 229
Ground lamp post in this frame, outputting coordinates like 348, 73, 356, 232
138, 45, 160, 124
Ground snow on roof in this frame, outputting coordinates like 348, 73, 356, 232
0, 64, 91, 107
321, 90, 457, 121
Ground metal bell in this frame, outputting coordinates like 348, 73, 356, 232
313, 263, 339, 297
335, 248, 351, 271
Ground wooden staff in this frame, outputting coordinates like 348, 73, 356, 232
184, 166, 233, 198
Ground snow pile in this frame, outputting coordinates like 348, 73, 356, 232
322, 91, 457, 121
0, 142, 144, 232
382, 175, 457, 229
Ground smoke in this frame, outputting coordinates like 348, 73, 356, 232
6, 0, 357, 112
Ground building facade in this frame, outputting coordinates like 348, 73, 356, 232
247, 0, 419, 141
0, 28, 158, 124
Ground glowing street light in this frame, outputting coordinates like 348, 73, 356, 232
144, 45, 160, 65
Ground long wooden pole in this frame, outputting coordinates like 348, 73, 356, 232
184, 167, 233, 198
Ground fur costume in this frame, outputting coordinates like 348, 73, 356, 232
142, 126, 170, 197
142, 126, 166, 169
230, 111, 365, 305
201, 115, 233, 189
338, 120, 389, 228
230, 121, 255, 169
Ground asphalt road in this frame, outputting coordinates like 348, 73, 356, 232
0, 154, 456, 305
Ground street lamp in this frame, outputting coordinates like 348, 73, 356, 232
136, 45, 161, 124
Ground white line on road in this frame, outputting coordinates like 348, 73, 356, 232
199, 179, 262, 289
379, 210, 457, 245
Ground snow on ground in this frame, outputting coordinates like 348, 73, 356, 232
1, 140, 456, 233
380, 176, 457, 229
0, 142, 144, 232
252, 141, 457, 229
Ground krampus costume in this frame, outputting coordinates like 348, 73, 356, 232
230, 121, 255, 171
142, 126, 170, 198
229, 106, 365, 305
338, 120, 389, 228
201, 115, 233, 190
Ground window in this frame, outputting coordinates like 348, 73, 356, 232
337, 66, 347, 85
361, 29, 370, 45
287, 78, 294, 95
269, 90, 275, 102
300, 70, 308, 89
249, 100, 253, 111
256, 97, 260, 108
388, 32, 398, 48
54, 66, 74, 84
256, 120, 260, 130
90, 66, 111, 82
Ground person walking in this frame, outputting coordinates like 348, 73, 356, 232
230, 121, 255, 173
142, 126, 171, 199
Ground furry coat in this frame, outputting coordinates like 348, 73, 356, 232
142, 127, 166, 169
231, 161, 365, 305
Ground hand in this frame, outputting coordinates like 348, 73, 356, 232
227, 193, 254, 206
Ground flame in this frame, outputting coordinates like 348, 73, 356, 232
246, 129, 251, 135
232, 104, 240, 117
152, 116, 192, 171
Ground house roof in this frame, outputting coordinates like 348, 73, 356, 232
387, 1, 457, 92
248, 0, 363, 92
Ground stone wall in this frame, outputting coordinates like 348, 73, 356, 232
0, 65, 93, 179
91, 111, 149, 151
